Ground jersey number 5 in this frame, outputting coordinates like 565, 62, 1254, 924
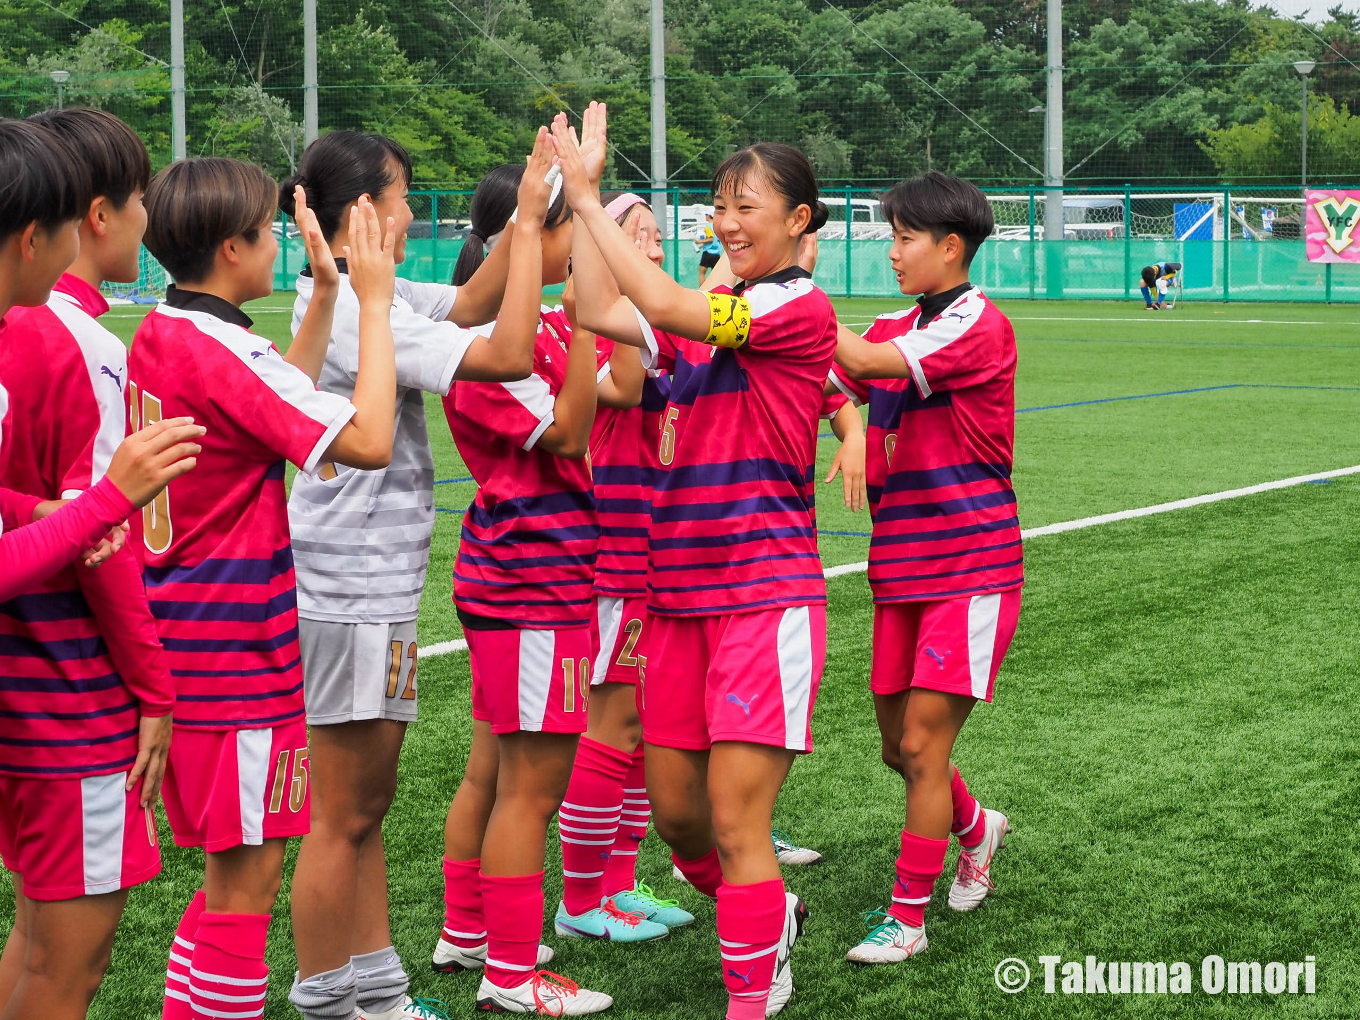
658, 407, 680, 466
127, 382, 174, 554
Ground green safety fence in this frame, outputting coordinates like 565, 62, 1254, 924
111, 185, 1360, 304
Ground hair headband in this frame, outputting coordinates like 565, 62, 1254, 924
605, 192, 648, 222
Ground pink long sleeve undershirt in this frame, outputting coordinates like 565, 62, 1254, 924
0, 477, 134, 602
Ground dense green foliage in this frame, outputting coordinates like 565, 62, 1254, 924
2, 2, 1357, 186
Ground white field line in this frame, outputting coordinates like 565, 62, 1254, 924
419, 463, 1360, 659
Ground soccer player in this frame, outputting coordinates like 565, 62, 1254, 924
555, 104, 832, 1019
831, 172, 1021, 965
1139, 261, 1181, 309
281, 130, 558, 1020
433, 159, 616, 1014
129, 158, 400, 1020
0, 115, 202, 1020
694, 208, 723, 285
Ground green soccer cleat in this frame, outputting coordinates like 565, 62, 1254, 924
553, 898, 669, 943
609, 883, 696, 928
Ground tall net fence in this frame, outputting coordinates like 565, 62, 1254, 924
3, 1, 1358, 300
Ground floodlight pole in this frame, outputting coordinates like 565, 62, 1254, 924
304, 0, 319, 146
170, 0, 186, 160
1294, 60, 1314, 192
1043, 0, 1064, 243
50, 69, 69, 110
650, 0, 668, 244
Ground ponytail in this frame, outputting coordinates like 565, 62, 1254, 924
451, 162, 571, 286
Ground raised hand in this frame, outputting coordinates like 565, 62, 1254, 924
343, 196, 397, 312
296, 185, 338, 291
105, 417, 205, 509
578, 101, 608, 188
517, 126, 558, 227
550, 113, 598, 210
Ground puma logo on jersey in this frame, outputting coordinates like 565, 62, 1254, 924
250, 349, 268, 359
100, 365, 123, 387
924, 647, 948, 670
726, 692, 757, 718
727, 966, 755, 987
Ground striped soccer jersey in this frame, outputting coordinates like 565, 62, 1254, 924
128, 287, 356, 729
590, 339, 671, 600
443, 307, 598, 628
288, 268, 477, 623
0, 275, 175, 778
830, 285, 1024, 602
636, 267, 837, 616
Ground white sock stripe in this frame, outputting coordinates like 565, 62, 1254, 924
443, 927, 488, 940
610, 849, 639, 857
719, 938, 753, 948
562, 868, 607, 878
166, 968, 191, 986
622, 796, 649, 804
622, 787, 647, 794
188, 968, 269, 989
954, 802, 982, 838
165, 987, 191, 1003
732, 990, 767, 998
720, 944, 780, 962
485, 957, 534, 972
186, 1001, 263, 1020
557, 819, 621, 833
892, 894, 933, 905
169, 951, 192, 968
557, 805, 622, 816
187, 981, 268, 1004
561, 837, 617, 848
174, 936, 196, 951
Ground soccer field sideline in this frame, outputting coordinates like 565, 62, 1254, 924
417, 461, 1360, 659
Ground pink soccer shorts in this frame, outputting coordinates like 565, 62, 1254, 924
468, 626, 593, 734
591, 596, 648, 687
161, 719, 311, 852
642, 605, 826, 753
870, 590, 1022, 702
0, 771, 160, 901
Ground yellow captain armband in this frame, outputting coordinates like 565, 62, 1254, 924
703, 292, 752, 350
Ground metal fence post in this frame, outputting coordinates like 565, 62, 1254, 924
844, 184, 853, 299
1123, 185, 1131, 299
280, 212, 289, 291
1027, 186, 1036, 300
431, 192, 440, 283
1326, 262, 1333, 303
672, 186, 681, 283
1223, 188, 1231, 302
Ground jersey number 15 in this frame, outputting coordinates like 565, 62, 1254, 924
127, 383, 174, 554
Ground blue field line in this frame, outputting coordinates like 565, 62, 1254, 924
434, 475, 474, 486
821, 529, 872, 537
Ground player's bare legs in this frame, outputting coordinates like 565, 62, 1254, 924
291, 720, 406, 978
895, 690, 975, 838
0, 887, 127, 1020
707, 742, 793, 884
444, 721, 499, 862
482, 733, 578, 877
0, 877, 29, 1005
204, 840, 288, 914
584, 682, 640, 753
644, 745, 713, 861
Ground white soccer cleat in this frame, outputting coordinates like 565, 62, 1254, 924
360, 995, 452, 1019
764, 892, 808, 1016
432, 940, 553, 974
947, 809, 1010, 912
473, 972, 612, 1015
845, 911, 928, 965
771, 830, 823, 866
672, 864, 688, 884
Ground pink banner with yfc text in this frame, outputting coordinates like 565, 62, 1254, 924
1305, 189, 1360, 263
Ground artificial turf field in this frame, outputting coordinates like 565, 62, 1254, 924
33, 298, 1360, 1017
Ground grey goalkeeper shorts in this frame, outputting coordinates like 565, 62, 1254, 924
299, 619, 419, 725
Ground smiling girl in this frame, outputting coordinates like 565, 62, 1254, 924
553, 105, 833, 1019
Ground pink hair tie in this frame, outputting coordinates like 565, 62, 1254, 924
604, 192, 648, 222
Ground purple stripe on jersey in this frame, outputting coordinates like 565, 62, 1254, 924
176, 679, 304, 701
159, 626, 299, 654
641, 375, 671, 411
873, 489, 1017, 523
0, 590, 95, 623
144, 546, 293, 588
658, 458, 807, 491
599, 527, 649, 540
649, 525, 817, 550
0, 754, 138, 776
648, 592, 826, 617
649, 571, 828, 595
652, 494, 812, 524
458, 552, 596, 570
172, 707, 304, 729
455, 592, 595, 609
147, 589, 296, 623
669, 348, 749, 402
461, 523, 599, 544
871, 556, 1025, 584
592, 464, 651, 486
0, 672, 125, 694
0, 633, 107, 661
595, 497, 652, 515
0, 724, 138, 748
880, 462, 1011, 494
866, 387, 952, 428
171, 660, 303, 680
871, 539, 1024, 567
870, 516, 1020, 545
451, 572, 593, 591
0, 703, 137, 722
649, 550, 823, 573
465, 490, 596, 528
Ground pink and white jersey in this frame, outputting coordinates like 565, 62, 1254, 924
128, 288, 355, 730
0, 276, 176, 779
830, 285, 1023, 603
590, 339, 671, 600
443, 307, 597, 628
636, 267, 836, 616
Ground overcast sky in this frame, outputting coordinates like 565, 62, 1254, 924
1257, 0, 1359, 20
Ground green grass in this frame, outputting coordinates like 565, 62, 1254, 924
46, 298, 1360, 1016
